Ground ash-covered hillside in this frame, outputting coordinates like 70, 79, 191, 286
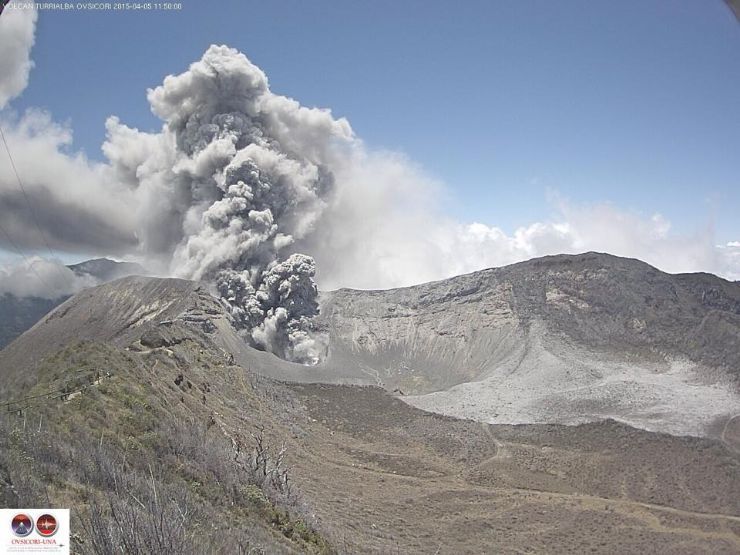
0, 258, 145, 349
322, 252, 740, 385
319, 252, 740, 437
4, 252, 739, 439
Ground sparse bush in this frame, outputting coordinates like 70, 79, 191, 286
0, 336, 334, 554
244, 426, 292, 499
0, 397, 331, 554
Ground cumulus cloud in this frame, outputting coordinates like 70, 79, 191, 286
437, 201, 740, 285
0, 256, 97, 299
0, 3, 136, 258
717, 242, 740, 281
0, 1, 36, 109
294, 149, 740, 288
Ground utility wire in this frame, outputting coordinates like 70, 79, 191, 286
0, 368, 103, 408
0, 124, 56, 292
0, 123, 73, 286
0, 218, 54, 293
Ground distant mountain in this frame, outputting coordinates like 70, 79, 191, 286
0, 258, 145, 350
67, 258, 145, 282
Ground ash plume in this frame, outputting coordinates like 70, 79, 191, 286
114, 45, 350, 363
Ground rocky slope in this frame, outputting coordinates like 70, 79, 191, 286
0, 267, 738, 553
4, 252, 739, 438
0, 258, 146, 349
319, 252, 740, 437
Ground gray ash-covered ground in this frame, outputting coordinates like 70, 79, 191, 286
319, 252, 740, 438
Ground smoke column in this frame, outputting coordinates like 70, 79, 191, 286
114, 45, 354, 363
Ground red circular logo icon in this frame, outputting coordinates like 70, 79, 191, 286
36, 514, 58, 537
11, 514, 33, 537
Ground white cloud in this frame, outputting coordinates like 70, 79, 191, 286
300, 149, 740, 289
443, 201, 740, 285
0, 256, 96, 299
717, 242, 740, 281
0, 110, 139, 254
0, 1, 37, 109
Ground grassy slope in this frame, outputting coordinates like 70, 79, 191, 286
0, 340, 330, 554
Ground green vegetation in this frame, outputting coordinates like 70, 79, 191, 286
0, 341, 333, 554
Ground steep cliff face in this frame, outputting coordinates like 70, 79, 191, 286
320, 278, 523, 392
318, 253, 740, 436
320, 252, 740, 389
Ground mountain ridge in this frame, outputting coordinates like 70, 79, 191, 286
326, 251, 739, 294
3, 251, 739, 439
317, 252, 740, 437
0, 257, 147, 349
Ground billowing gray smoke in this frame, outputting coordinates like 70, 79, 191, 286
215, 254, 323, 364
132, 45, 352, 363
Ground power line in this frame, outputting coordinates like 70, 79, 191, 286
0, 125, 63, 293
1, 369, 107, 411
0, 218, 54, 293
0, 123, 73, 286
725, 0, 740, 22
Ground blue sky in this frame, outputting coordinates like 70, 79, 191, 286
10, 0, 739, 243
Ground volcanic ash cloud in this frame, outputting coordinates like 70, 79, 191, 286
123, 45, 353, 364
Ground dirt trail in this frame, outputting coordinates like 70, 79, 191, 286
721, 413, 740, 454
479, 420, 512, 460
495, 486, 740, 524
